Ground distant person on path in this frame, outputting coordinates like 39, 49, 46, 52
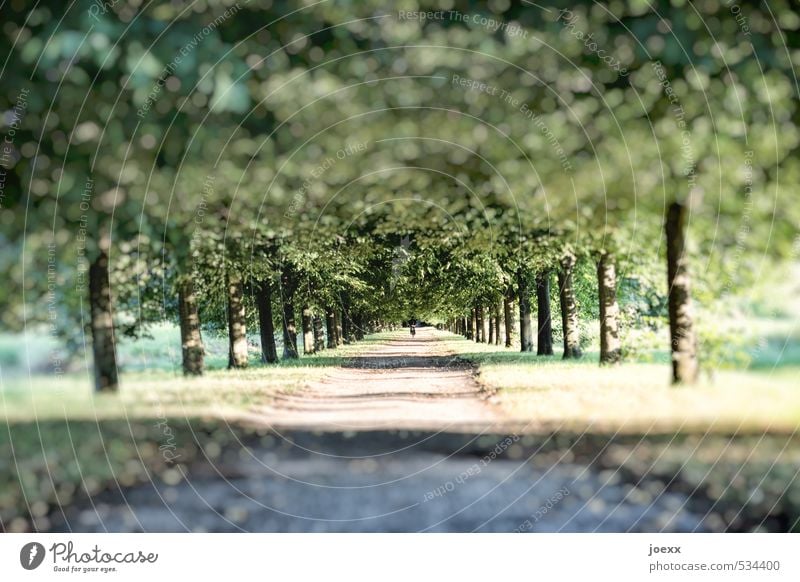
410, 322, 416, 337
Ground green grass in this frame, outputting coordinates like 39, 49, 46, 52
0, 328, 382, 422
0, 332, 382, 531
440, 332, 800, 434
2, 324, 799, 531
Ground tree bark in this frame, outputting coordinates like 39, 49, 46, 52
335, 309, 343, 345
597, 253, 621, 365
477, 305, 486, 343
666, 201, 699, 383
487, 314, 494, 344
326, 309, 337, 349
341, 307, 352, 344
302, 305, 315, 354
227, 273, 248, 369
278, 266, 299, 359
503, 292, 514, 348
473, 308, 480, 342
255, 280, 278, 364
494, 302, 501, 345
313, 313, 325, 352
281, 303, 298, 358
178, 278, 204, 375
89, 249, 119, 392
518, 273, 533, 352
354, 312, 365, 341
558, 254, 582, 359
536, 270, 554, 355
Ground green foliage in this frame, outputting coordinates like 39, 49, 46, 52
1, 0, 798, 368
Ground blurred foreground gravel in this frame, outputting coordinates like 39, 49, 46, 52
49, 430, 797, 533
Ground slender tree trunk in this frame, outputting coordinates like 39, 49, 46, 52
341, 307, 352, 344
227, 274, 248, 369
666, 201, 699, 383
279, 267, 299, 359
178, 278, 204, 375
473, 308, 480, 342
313, 313, 325, 352
536, 270, 554, 355
280, 287, 298, 360
597, 253, 621, 365
354, 312, 365, 341
326, 309, 337, 349
558, 254, 582, 359
477, 306, 486, 343
504, 292, 514, 348
335, 310, 343, 346
488, 314, 495, 344
255, 280, 278, 364
302, 305, 315, 354
494, 302, 501, 345
462, 316, 469, 338
89, 249, 119, 392
518, 273, 533, 352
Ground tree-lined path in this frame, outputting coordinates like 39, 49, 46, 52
237, 327, 499, 432
4, 0, 800, 535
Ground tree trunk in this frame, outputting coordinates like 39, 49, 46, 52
341, 307, 352, 344
536, 270, 554, 356
313, 313, 325, 352
503, 292, 514, 348
280, 298, 298, 360
518, 273, 533, 352
477, 306, 486, 343
666, 201, 699, 383
178, 278, 204, 375
466, 312, 474, 339
488, 314, 495, 344
494, 302, 501, 345
302, 305, 315, 354
326, 309, 337, 349
558, 254, 582, 359
473, 308, 480, 342
354, 312, 365, 341
335, 309, 344, 345
227, 274, 248, 369
597, 253, 621, 365
89, 249, 119, 392
255, 280, 278, 364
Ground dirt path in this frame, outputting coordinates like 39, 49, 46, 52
45, 328, 721, 533
240, 327, 500, 432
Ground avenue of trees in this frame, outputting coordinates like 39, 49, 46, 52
1, 0, 798, 391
